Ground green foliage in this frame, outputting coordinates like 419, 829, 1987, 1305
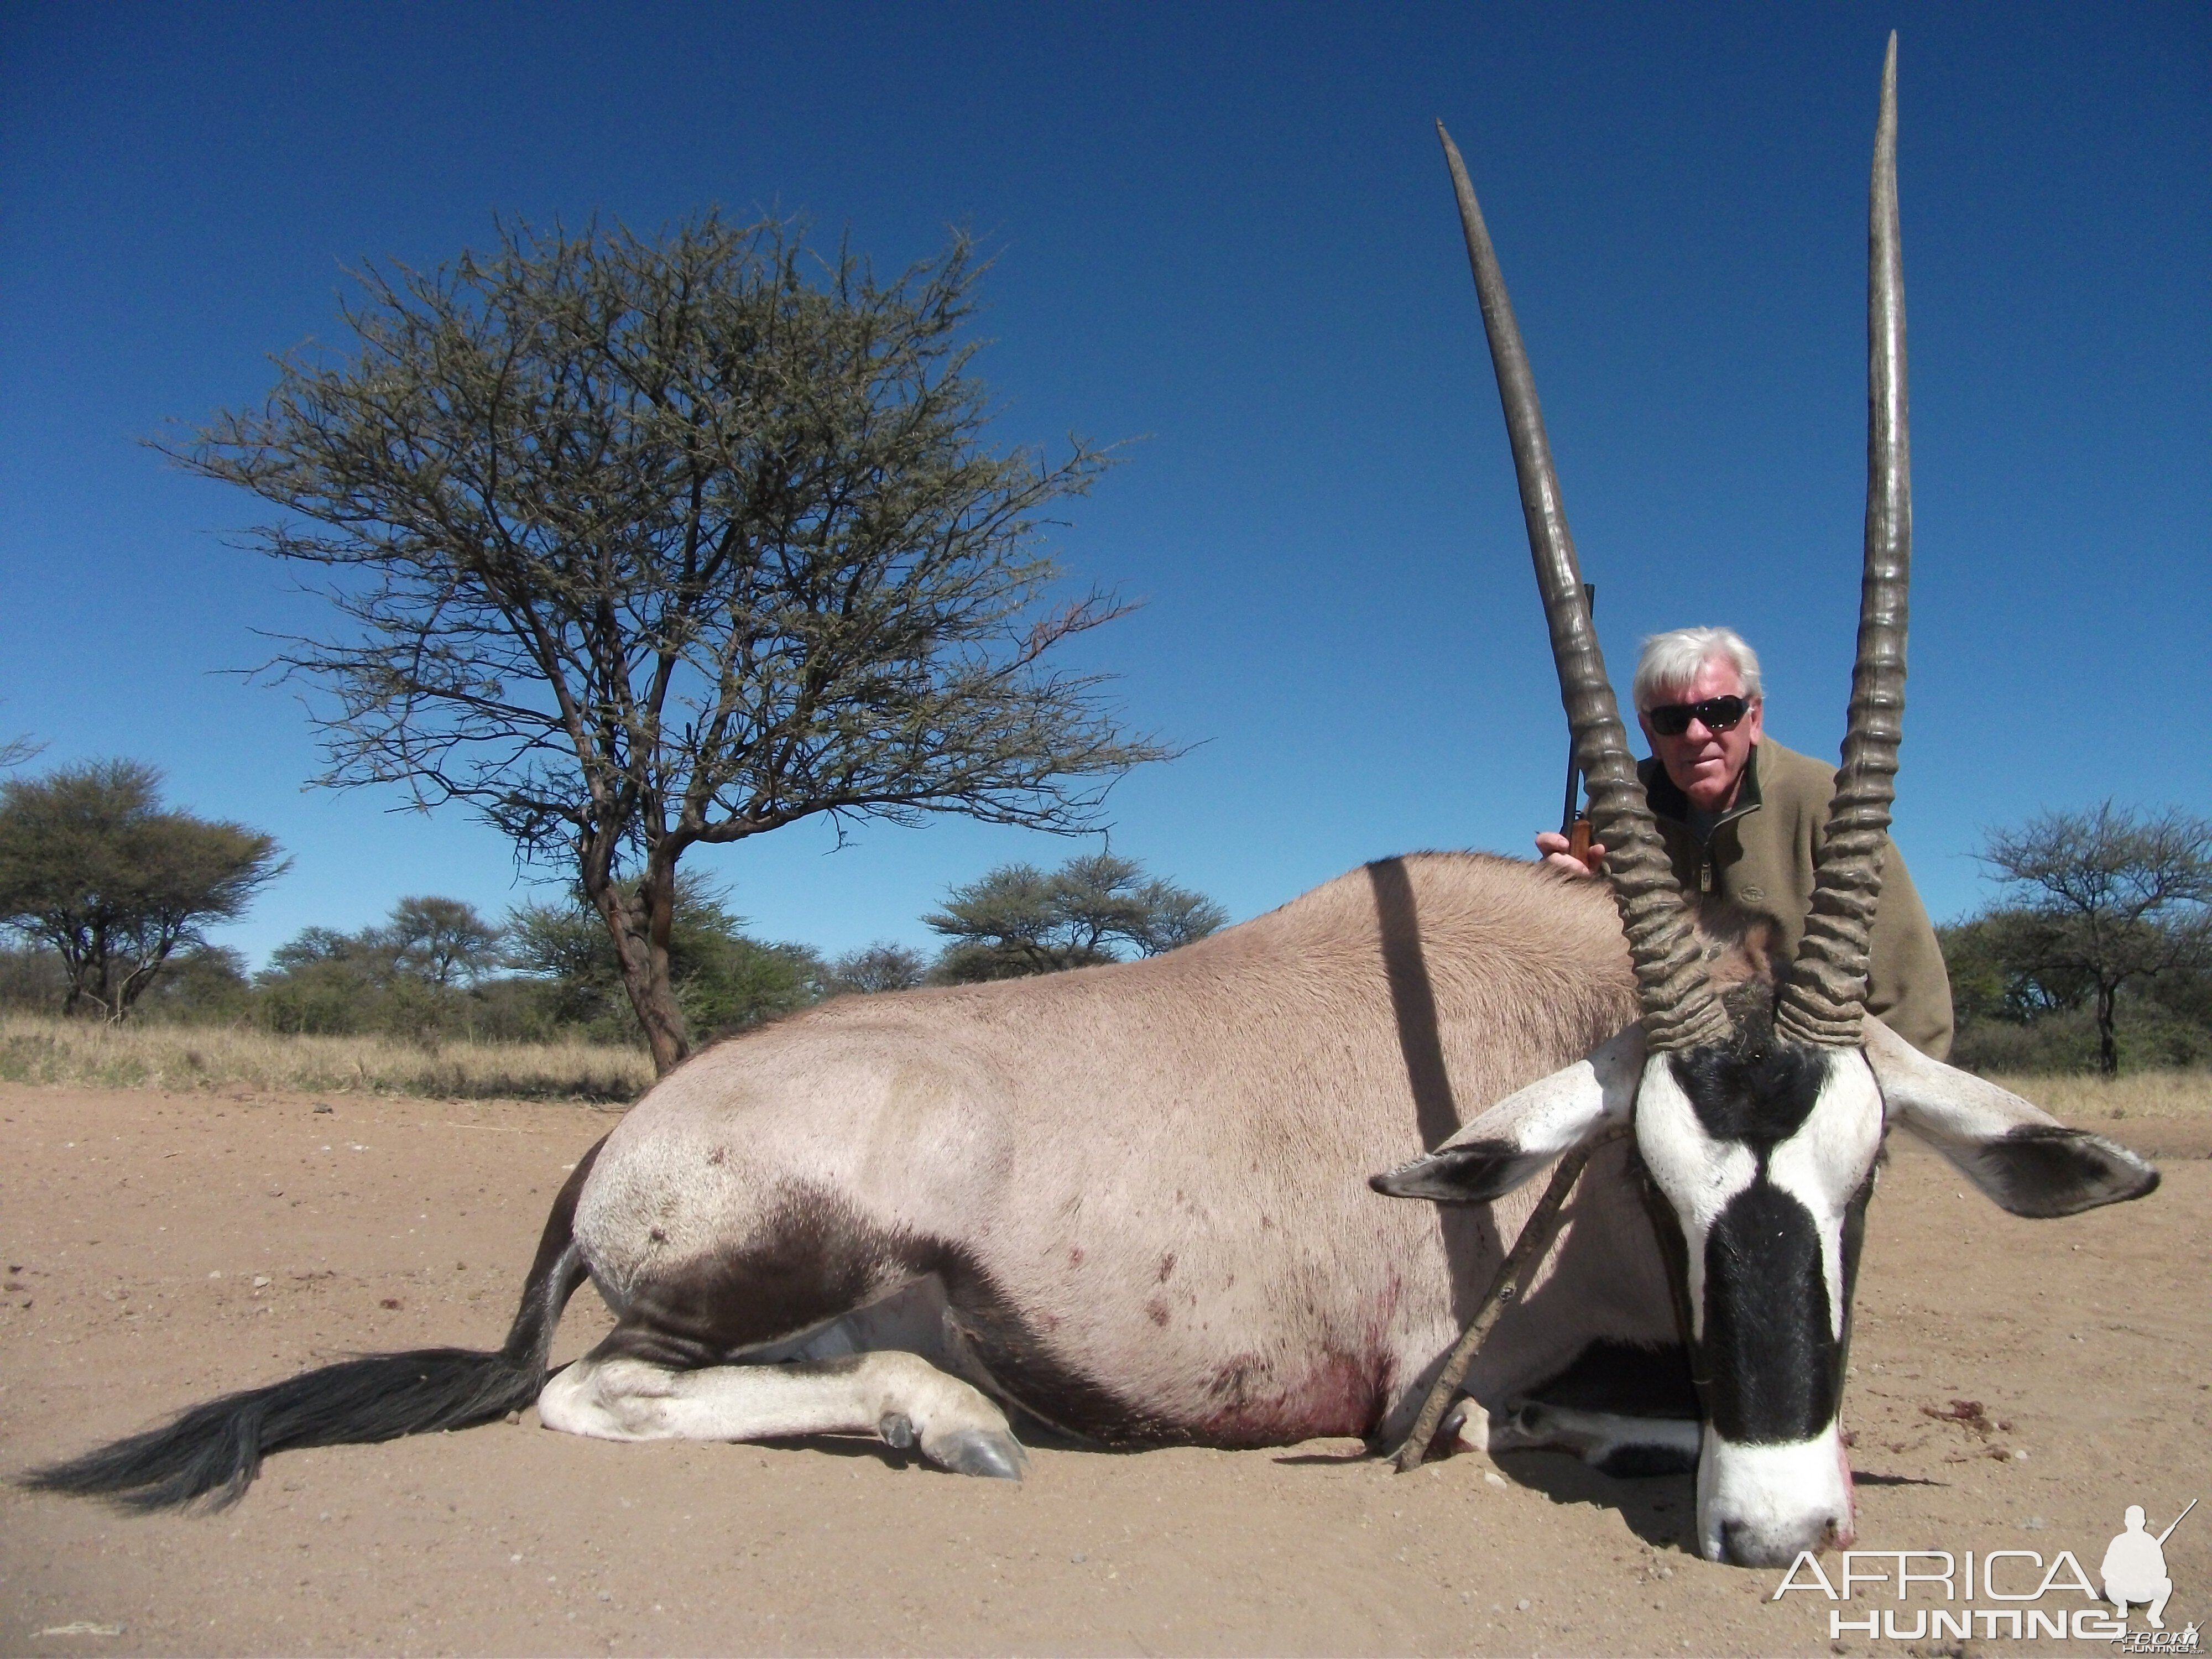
828, 941, 930, 995
0, 942, 68, 1013
927, 851, 1226, 984
254, 896, 524, 1042
1948, 802, 2212, 1076
0, 760, 286, 1020
1939, 911, 2084, 1027
134, 945, 254, 1024
508, 875, 824, 1044
388, 896, 505, 987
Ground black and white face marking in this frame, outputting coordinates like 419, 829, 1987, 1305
1369, 1014, 2160, 1568
1635, 1035, 1885, 1567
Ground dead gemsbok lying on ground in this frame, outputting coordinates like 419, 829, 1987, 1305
26, 39, 2155, 1567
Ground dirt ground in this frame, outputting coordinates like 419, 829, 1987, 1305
1, 1080, 2204, 1658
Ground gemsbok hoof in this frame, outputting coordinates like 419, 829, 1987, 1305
928, 1426, 1027, 1480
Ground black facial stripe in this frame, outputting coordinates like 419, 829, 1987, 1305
1699, 1181, 1839, 1444
1666, 1031, 1831, 1154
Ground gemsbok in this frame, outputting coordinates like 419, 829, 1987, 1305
27, 37, 2156, 1567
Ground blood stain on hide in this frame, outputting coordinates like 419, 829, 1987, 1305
1156, 1252, 1177, 1283
1145, 1297, 1171, 1327
1199, 1349, 1390, 1444
707, 1147, 726, 1166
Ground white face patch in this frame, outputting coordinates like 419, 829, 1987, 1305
1764, 1052, 1885, 1340
1632, 1056, 1756, 1338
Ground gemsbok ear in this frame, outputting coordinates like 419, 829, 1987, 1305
1863, 1019, 2160, 1218
1370, 1024, 1646, 1203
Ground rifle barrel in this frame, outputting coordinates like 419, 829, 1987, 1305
2156, 1496, 2196, 1545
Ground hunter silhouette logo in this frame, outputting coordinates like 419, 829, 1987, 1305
2104, 1500, 2193, 1631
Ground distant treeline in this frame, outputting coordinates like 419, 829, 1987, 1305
0, 853, 1227, 1051
1940, 916, 2212, 1074
7, 754, 2204, 1076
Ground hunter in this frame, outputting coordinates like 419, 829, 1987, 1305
1536, 624, 1953, 1058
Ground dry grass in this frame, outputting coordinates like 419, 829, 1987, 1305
0, 1013, 652, 1104
1, 1011, 2201, 1120
1990, 1070, 2212, 1123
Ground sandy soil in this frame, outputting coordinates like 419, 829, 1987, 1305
1, 1079, 2205, 1657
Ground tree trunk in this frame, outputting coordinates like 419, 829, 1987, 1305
581, 855, 692, 1078
60, 939, 107, 1020
2095, 982, 2120, 1078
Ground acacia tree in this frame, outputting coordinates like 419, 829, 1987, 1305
0, 761, 285, 1021
387, 896, 504, 988
927, 851, 1226, 982
176, 213, 1168, 1073
827, 941, 928, 994
1978, 802, 2212, 1076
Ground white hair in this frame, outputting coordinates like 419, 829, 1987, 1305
1632, 627, 1762, 711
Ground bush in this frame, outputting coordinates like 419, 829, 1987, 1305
507, 875, 823, 1046
828, 942, 930, 995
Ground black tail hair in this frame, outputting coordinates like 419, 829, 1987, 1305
19, 1135, 608, 1511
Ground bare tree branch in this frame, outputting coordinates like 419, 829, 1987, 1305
169, 213, 1174, 1072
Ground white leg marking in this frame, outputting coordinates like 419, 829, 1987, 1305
536, 1350, 1027, 1478
1489, 1402, 1702, 1468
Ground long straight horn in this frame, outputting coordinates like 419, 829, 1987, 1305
1776, 33, 1911, 1047
1438, 121, 1727, 1052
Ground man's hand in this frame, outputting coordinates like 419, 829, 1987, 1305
1534, 830, 1605, 878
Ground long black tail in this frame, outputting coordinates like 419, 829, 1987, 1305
19, 1135, 608, 1511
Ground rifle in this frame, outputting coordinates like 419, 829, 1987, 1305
2156, 1498, 2196, 1546
1558, 583, 1597, 864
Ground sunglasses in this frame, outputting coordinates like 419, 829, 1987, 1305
1644, 694, 1751, 737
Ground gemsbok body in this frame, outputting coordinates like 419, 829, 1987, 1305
26, 39, 2156, 1567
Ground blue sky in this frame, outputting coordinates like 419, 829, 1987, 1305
3, 4, 2206, 969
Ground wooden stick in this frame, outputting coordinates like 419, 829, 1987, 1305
1391, 1134, 1615, 1472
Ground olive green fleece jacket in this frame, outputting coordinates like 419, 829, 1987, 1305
1636, 738, 1954, 1060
